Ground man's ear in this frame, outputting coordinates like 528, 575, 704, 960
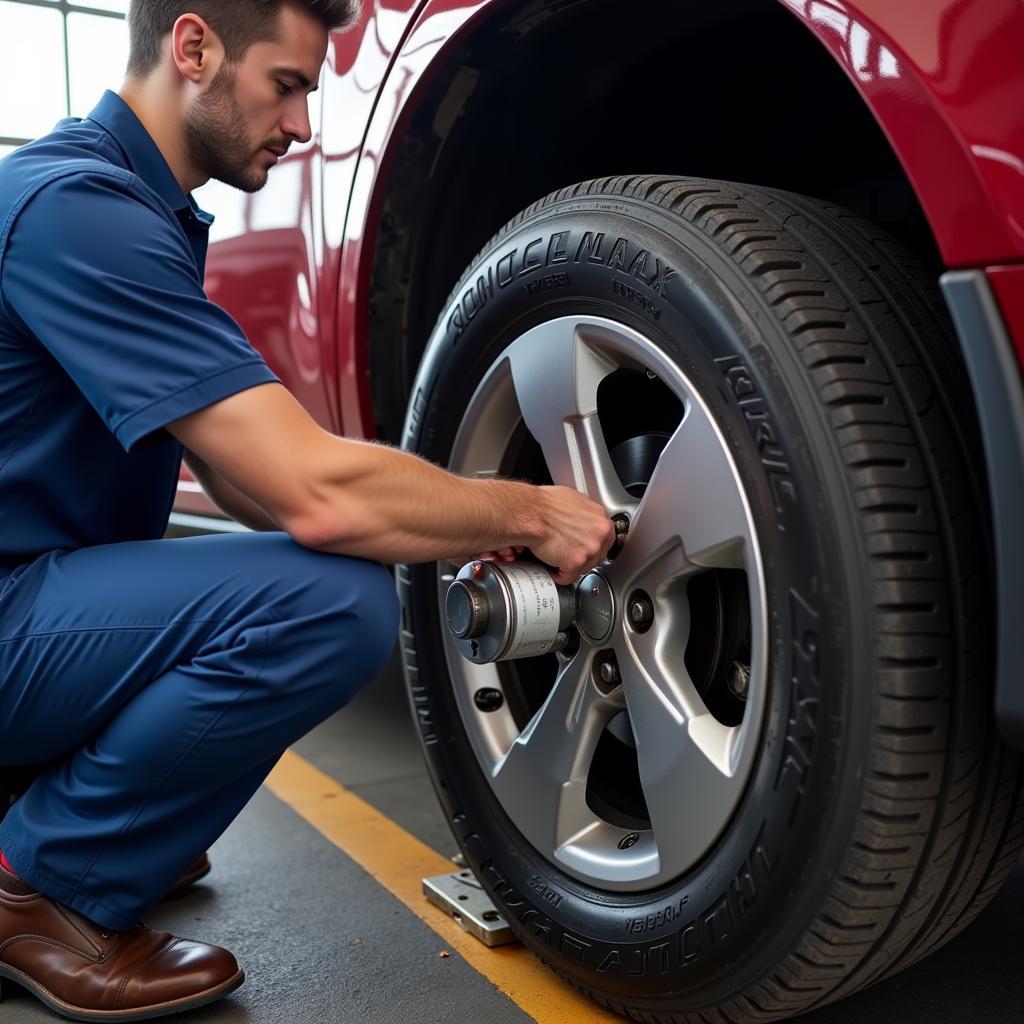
170, 13, 223, 86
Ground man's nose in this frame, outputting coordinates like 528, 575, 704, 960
281, 103, 313, 145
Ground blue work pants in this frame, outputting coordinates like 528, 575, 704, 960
0, 532, 399, 931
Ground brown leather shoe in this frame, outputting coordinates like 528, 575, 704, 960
161, 853, 212, 900
0, 866, 243, 1021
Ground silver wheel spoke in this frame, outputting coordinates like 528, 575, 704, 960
490, 650, 616, 851
506, 322, 633, 513
615, 635, 743, 876
613, 404, 752, 588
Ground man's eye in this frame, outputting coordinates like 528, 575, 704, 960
276, 81, 293, 96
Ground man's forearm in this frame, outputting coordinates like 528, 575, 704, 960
294, 437, 545, 563
168, 384, 611, 580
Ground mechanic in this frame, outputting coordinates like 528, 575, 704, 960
0, 1, 614, 1019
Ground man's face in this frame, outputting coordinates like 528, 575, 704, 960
184, 5, 328, 193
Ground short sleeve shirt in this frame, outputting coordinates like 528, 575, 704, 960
0, 91, 280, 575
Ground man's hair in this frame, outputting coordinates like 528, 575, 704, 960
126, 0, 360, 79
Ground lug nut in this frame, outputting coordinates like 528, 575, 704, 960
609, 514, 629, 559
555, 627, 580, 660
729, 661, 751, 700
627, 591, 654, 633
595, 650, 620, 690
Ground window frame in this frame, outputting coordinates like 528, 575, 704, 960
1, 0, 126, 148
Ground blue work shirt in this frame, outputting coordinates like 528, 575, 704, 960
0, 91, 279, 576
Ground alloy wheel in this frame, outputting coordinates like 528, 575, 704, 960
439, 316, 768, 890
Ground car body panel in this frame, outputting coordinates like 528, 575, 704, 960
988, 264, 1024, 355
330, 0, 485, 441
782, 0, 1024, 273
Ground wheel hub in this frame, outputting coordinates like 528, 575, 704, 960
576, 570, 615, 643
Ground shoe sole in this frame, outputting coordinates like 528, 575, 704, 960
0, 963, 245, 1022
160, 859, 212, 901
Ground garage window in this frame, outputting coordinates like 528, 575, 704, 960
0, 0, 128, 160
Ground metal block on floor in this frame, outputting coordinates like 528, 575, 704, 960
422, 870, 518, 948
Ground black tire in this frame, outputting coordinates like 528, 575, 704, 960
398, 176, 1024, 1021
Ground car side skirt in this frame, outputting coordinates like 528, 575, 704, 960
941, 270, 1024, 750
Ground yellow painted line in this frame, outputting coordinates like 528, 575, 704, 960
264, 749, 624, 1024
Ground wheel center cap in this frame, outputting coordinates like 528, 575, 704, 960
577, 571, 615, 643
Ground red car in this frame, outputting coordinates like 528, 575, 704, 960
182, 1, 1024, 1020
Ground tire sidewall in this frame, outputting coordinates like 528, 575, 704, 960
400, 196, 870, 1003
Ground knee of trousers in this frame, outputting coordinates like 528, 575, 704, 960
264, 553, 400, 709
334, 558, 401, 680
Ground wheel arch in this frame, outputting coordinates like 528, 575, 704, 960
363, 0, 974, 442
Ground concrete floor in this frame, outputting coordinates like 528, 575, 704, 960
1, 647, 1021, 1024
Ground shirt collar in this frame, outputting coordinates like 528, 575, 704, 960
86, 90, 213, 226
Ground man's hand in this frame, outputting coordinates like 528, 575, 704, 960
531, 485, 617, 584
454, 487, 615, 585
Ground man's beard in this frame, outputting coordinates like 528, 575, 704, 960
184, 64, 268, 194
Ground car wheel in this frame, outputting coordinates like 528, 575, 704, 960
398, 176, 1024, 1021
